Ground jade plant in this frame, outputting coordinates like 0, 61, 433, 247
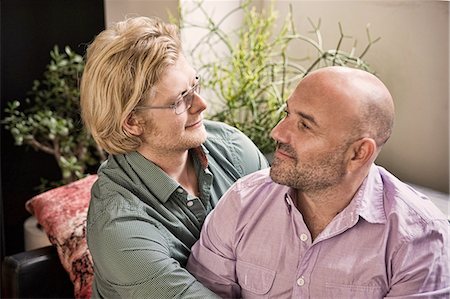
2, 46, 105, 189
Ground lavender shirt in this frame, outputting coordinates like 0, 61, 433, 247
187, 165, 450, 298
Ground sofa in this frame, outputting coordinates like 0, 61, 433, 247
2, 245, 73, 298
2, 175, 97, 299
2, 175, 449, 299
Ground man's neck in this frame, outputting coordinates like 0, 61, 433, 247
295, 180, 362, 241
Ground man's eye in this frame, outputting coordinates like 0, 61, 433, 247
300, 122, 310, 130
174, 98, 184, 108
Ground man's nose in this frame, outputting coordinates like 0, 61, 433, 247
270, 118, 289, 144
189, 92, 207, 113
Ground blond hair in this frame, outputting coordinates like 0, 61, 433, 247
80, 16, 181, 154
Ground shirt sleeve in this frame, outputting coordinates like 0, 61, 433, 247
187, 187, 242, 298
386, 219, 450, 298
88, 206, 220, 299
205, 120, 269, 177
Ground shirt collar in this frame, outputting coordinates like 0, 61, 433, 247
349, 164, 387, 224
280, 167, 386, 223
127, 147, 209, 204
283, 187, 298, 213
126, 151, 178, 203
192, 145, 209, 170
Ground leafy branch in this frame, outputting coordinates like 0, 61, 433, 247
2, 46, 106, 190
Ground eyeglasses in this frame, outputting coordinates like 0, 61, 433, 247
133, 77, 201, 115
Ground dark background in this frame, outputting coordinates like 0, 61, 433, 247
0, 0, 105, 262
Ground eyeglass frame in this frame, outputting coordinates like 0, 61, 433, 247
133, 76, 201, 115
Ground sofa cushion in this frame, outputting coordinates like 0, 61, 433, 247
26, 175, 97, 299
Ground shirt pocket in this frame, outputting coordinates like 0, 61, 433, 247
236, 260, 276, 296
324, 282, 384, 298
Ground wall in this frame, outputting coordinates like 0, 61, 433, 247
105, 0, 449, 193
0, 0, 105, 256
105, 0, 178, 26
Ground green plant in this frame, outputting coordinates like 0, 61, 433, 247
2, 46, 105, 189
180, 0, 380, 153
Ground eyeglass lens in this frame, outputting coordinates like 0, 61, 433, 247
175, 82, 200, 115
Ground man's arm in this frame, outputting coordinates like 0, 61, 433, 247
386, 220, 450, 298
187, 188, 242, 298
88, 211, 220, 299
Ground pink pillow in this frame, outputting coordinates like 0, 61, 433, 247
26, 174, 97, 299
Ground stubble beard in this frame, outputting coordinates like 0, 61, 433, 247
182, 125, 207, 149
270, 144, 348, 193
143, 118, 207, 153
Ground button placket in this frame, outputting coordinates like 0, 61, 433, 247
300, 233, 308, 242
296, 276, 305, 286
182, 191, 208, 222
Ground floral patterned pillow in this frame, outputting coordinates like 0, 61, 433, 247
26, 175, 97, 299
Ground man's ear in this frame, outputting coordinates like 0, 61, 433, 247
347, 138, 377, 172
123, 112, 144, 136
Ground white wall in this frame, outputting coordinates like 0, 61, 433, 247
105, 0, 449, 193
104, 0, 178, 26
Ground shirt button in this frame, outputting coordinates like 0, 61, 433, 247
176, 188, 184, 193
300, 233, 308, 242
186, 200, 194, 207
297, 276, 305, 286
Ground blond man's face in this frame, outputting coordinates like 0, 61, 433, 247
136, 55, 208, 156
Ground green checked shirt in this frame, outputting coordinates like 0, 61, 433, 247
87, 120, 269, 299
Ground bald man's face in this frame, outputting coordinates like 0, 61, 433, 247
269, 75, 359, 192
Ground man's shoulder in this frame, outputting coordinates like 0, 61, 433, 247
203, 120, 246, 156
88, 174, 139, 219
226, 168, 289, 204
203, 120, 269, 175
88, 155, 152, 225
204, 120, 241, 139
378, 166, 448, 235
213, 168, 289, 221
234, 168, 273, 190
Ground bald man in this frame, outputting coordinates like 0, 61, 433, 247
187, 66, 450, 298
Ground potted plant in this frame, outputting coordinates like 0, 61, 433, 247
2, 46, 105, 189
180, 0, 379, 154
